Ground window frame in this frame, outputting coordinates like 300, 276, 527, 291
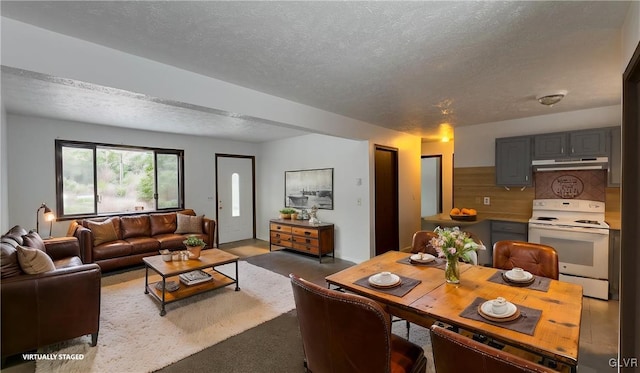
55, 139, 185, 219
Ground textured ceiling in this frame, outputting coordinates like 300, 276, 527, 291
0, 1, 630, 142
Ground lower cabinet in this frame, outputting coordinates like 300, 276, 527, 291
269, 219, 334, 262
609, 229, 620, 300
490, 221, 528, 266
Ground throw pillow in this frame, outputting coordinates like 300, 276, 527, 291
23, 231, 46, 251
16, 245, 56, 274
86, 218, 119, 246
175, 214, 204, 234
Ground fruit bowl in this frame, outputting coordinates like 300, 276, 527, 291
450, 214, 477, 221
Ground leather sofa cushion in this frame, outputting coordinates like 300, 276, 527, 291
126, 237, 160, 254
16, 245, 56, 274
86, 218, 119, 246
93, 240, 132, 260
175, 214, 203, 234
1, 242, 23, 278
149, 213, 177, 236
120, 215, 151, 239
53, 256, 84, 269
155, 234, 187, 250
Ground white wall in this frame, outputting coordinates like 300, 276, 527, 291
1, 102, 7, 232
6, 114, 258, 237
258, 134, 371, 263
454, 105, 621, 167
623, 1, 640, 70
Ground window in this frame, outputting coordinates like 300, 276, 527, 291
231, 173, 240, 217
56, 140, 184, 218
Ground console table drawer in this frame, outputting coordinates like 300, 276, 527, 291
292, 236, 319, 247
292, 243, 320, 255
292, 227, 319, 238
270, 232, 292, 245
270, 223, 292, 233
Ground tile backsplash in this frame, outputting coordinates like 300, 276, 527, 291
534, 170, 606, 202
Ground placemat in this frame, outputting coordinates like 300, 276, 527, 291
396, 255, 447, 270
460, 297, 542, 336
354, 274, 422, 297
487, 271, 551, 292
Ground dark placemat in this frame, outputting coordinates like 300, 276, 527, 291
487, 271, 551, 292
354, 274, 422, 297
396, 255, 447, 270
460, 297, 542, 336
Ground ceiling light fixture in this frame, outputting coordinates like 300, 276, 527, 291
537, 91, 567, 107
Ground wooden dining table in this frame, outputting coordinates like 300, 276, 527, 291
325, 251, 583, 372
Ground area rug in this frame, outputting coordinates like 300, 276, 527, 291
35, 261, 295, 373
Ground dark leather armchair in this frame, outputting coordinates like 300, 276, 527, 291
493, 240, 559, 280
1, 226, 101, 359
290, 274, 427, 373
430, 325, 555, 372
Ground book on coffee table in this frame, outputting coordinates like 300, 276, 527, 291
179, 270, 213, 286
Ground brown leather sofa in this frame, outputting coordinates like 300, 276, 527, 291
1, 226, 101, 359
73, 209, 215, 272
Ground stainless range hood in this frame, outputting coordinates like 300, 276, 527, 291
532, 157, 609, 172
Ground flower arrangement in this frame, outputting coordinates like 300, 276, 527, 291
429, 226, 485, 283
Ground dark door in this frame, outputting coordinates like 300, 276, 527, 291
374, 145, 399, 255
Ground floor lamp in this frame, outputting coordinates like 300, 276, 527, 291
36, 202, 55, 237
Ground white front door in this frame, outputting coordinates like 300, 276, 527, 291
216, 156, 254, 244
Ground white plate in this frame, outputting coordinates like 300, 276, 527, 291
368, 273, 401, 287
410, 253, 436, 263
480, 300, 518, 318
504, 270, 533, 282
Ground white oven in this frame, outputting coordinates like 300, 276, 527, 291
528, 199, 610, 300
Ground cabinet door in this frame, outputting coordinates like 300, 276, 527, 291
608, 127, 621, 186
570, 129, 608, 156
533, 133, 567, 159
495, 137, 532, 186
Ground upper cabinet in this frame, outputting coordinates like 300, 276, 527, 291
532, 129, 608, 159
495, 136, 532, 186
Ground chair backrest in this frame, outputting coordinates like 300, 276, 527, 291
411, 231, 439, 255
289, 274, 392, 373
493, 240, 559, 280
430, 325, 556, 373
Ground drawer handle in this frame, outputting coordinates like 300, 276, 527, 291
275, 233, 280, 238
304, 232, 311, 236
276, 226, 282, 229
305, 239, 311, 243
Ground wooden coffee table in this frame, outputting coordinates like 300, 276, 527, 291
143, 249, 240, 316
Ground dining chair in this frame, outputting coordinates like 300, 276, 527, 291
430, 325, 557, 373
289, 273, 428, 373
410, 230, 439, 255
493, 240, 559, 280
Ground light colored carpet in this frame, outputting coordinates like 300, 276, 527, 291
35, 261, 295, 373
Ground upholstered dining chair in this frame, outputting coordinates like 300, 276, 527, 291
493, 240, 559, 280
289, 274, 428, 373
410, 230, 439, 255
430, 325, 556, 373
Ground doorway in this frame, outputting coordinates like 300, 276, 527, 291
421, 155, 442, 216
215, 154, 255, 246
374, 145, 399, 255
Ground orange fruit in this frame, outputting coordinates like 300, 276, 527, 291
461, 208, 471, 215
468, 208, 477, 216
450, 208, 461, 215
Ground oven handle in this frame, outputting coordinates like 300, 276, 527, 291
529, 224, 610, 235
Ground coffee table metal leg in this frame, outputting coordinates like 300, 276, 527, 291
160, 277, 167, 316
235, 260, 240, 291
144, 266, 149, 294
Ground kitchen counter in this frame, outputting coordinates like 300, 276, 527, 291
605, 215, 621, 230
422, 213, 530, 226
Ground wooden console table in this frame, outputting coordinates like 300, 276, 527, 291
269, 219, 334, 262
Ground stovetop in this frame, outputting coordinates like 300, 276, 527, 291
529, 199, 609, 229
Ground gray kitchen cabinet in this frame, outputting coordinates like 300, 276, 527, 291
495, 136, 532, 186
533, 128, 608, 159
569, 129, 608, 156
490, 221, 528, 266
608, 126, 621, 186
533, 133, 567, 159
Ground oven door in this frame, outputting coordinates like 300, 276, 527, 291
528, 223, 609, 279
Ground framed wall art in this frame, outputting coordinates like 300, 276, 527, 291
285, 168, 333, 210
